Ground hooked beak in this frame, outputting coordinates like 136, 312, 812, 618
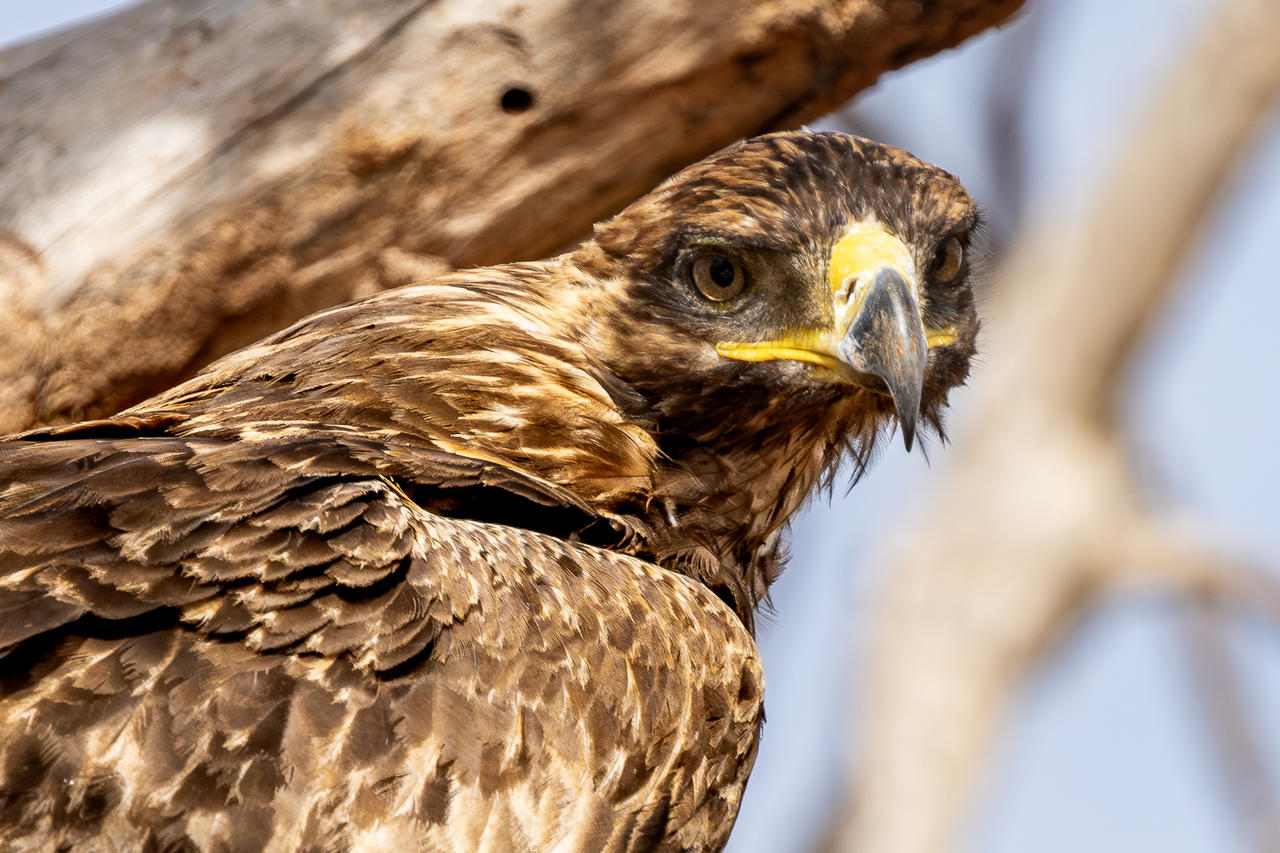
716, 224, 957, 452
837, 266, 926, 451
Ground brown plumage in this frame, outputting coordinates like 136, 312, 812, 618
0, 131, 978, 851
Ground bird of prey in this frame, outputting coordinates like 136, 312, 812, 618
0, 131, 978, 852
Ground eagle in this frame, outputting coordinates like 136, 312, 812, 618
0, 131, 978, 852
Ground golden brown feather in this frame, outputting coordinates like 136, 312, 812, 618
0, 131, 978, 852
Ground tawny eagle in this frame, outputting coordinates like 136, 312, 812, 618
0, 131, 978, 852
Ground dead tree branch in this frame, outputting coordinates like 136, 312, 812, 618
0, 0, 1022, 434
1182, 597, 1280, 853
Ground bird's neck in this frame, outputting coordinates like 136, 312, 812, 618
628, 402, 861, 629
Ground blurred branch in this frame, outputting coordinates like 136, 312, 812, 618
980, 4, 1044, 250
1116, 516, 1280, 851
1182, 597, 1280, 853
982, 0, 1280, 421
1069, 0, 1280, 414
0, 0, 1023, 434
834, 0, 1280, 850
1106, 515, 1280, 627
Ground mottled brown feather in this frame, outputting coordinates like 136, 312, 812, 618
0, 131, 978, 852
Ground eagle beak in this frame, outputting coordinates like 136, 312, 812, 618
717, 224, 947, 452
835, 265, 926, 451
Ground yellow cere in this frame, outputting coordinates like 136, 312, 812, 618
827, 222, 917, 297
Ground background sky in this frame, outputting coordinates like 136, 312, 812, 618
3, 2, 1277, 851
734, 2, 1280, 851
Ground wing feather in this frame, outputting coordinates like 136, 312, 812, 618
0, 429, 585, 663
0, 425, 761, 852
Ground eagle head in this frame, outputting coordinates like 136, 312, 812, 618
574, 131, 980, 459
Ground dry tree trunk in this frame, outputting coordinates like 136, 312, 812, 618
833, 0, 1280, 850
0, 0, 1022, 434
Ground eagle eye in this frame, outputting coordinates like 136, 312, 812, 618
931, 236, 965, 285
690, 254, 747, 302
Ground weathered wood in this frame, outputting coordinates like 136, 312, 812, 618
0, 0, 1022, 433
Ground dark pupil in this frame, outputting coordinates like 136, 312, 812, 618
709, 257, 736, 289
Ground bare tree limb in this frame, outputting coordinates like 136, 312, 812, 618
1104, 514, 1280, 625
988, 0, 1280, 418
0, 0, 1023, 434
1109, 511, 1280, 847
978, 5, 1044, 250
1181, 597, 1280, 853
